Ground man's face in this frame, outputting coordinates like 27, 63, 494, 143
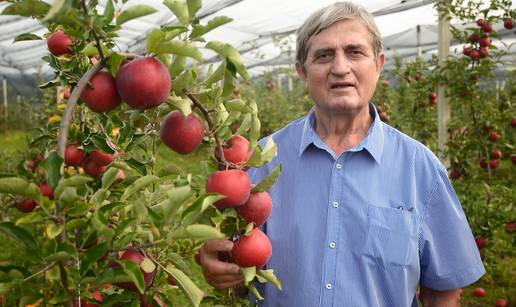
296, 19, 384, 115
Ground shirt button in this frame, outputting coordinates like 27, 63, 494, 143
336, 164, 342, 169
329, 242, 336, 248
333, 202, 339, 208
326, 283, 332, 290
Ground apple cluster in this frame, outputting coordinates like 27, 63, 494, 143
462, 18, 513, 61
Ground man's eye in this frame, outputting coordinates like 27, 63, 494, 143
317, 53, 332, 60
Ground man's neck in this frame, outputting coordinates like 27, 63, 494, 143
313, 105, 373, 157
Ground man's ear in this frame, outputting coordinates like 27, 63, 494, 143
296, 62, 307, 81
376, 52, 385, 75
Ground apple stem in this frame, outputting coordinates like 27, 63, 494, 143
80, 0, 106, 63
184, 90, 228, 166
57, 61, 103, 159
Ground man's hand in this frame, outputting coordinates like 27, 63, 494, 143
420, 286, 462, 307
199, 239, 244, 289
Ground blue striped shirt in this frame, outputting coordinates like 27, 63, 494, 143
249, 104, 485, 307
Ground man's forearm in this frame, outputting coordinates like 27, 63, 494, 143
420, 286, 461, 307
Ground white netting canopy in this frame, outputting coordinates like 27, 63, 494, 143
0, 0, 514, 97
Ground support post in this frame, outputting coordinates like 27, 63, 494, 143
417, 25, 423, 58
437, 11, 451, 164
3, 78, 7, 124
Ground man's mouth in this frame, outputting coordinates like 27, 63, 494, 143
329, 82, 355, 89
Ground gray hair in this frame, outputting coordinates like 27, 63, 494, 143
296, 2, 383, 71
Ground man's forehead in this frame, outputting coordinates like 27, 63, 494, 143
306, 20, 373, 53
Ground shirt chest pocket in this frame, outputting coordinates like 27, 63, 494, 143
361, 204, 416, 266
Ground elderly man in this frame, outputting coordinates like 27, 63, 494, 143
199, 2, 485, 306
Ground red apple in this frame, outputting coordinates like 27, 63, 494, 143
63, 87, 71, 99
479, 36, 490, 47
506, 222, 516, 232
47, 31, 72, 56
35, 154, 45, 164
463, 46, 472, 56
381, 80, 389, 87
39, 182, 54, 199
167, 274, 176, 285
495, 298, 508, 307
221, 135, 253, 165
490, 149, 502, 159
481, 22, 493, 33
232, 228, 272, 268
472, 287, 486, 297
116, 57, 171, 109
115, 249, 156, 292
469, 49, 480, 60
16, 199, 37, 213
73, 298, 98, 307
512, 118, 516, 127
504, 18, 514, 30
511, 154, 516, 164
489, 131, 500, 142
80, 71, 121, 113
489, 159, 499, 169
65, 145, 85, 166
26, 160, 36, 171
428, 92, 437, 104
206, 169, 251, 208
475, 236, 486, 249
476, 19, 486, 27
83, 157, 107, 178
479, 47, 489, 58
479, 159, 488, 169
449, 168, 460, 180
89, 150, 114, 166
160, 111, 205, 154
468, 32, 479, 43
237, 191, 272, 227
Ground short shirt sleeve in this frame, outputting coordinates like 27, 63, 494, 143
418, 163, 485, 290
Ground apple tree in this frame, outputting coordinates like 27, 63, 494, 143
0, 0, 282, 306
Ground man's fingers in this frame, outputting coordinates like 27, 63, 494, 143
202, 239, 233, 254
202, 257, 241, 275
205, 273, 244, 285
213, 278, 245, 290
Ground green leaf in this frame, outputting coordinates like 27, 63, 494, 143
0, 283, 15, 295
187, 0, 202, 19
91, 189, 110, 206
257, 269, 282, 290
224, 99, 250, 113
172, 70, 196, 95
42, 0, 72, 22
181, 194, 224, 219
54, 176, 93, 199
170, 55, 186, 77
248, 137, 277, 167
247, 283, 264, 300
222, 68, 234, 97
242, 266, 256, 285
164, 0, 189, 25
166, 95, 192, 116
104, 0, 115, 23
252, 165, 281, 193
1, 0, 50, 17
45, 223, 64, 240
81, 42, 111, 57
13, 33, 42, 43
102, 167, 120, 189
116, 5, 157, 26
58, 186, 79, 206
249, 114, 261, 147
202, 60, 226, 86
0, 222, 37, 250
81, 242, 108, 275
46, 251, 73, 262
205, 41, 248, 79
120, 175, 160, 202
0, 177, 31, 196
191, 16, 232, 38
166, 266, 204, 307
106, 52, 126, 76
146, 31, 203, 61
119, 260, 145, 294
15, 211, 45, 225
171, 224, 225, 240
155, 185, 192, 222
39, 152, 63, 190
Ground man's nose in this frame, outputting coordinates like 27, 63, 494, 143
330, 53, 351, 75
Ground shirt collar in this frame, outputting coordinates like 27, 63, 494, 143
298, 103, 384, 164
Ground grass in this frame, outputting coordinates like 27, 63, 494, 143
0, 130, 27, 156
